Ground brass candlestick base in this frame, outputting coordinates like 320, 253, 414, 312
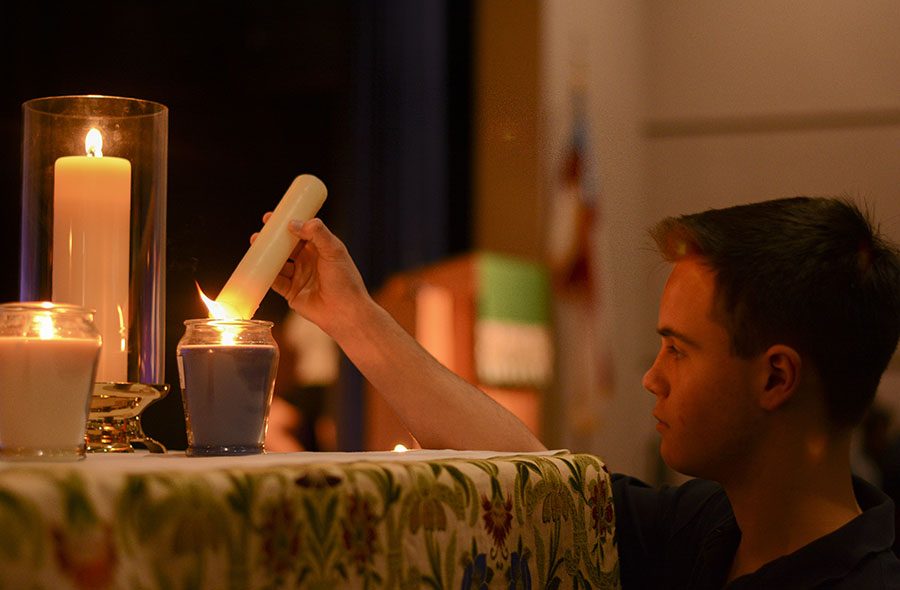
86, 383, 169, 453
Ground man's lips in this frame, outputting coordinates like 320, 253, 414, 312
653, 414, 668, 431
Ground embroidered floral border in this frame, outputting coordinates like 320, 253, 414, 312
0, 452, 619, 589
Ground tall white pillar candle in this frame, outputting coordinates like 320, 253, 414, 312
215, 175, 327, 320
53, 128, 131, 382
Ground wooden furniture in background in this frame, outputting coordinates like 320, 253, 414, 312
365, 252, 552, 451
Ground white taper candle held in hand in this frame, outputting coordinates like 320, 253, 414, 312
215, 175, 327, 320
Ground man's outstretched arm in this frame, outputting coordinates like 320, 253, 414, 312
264, 217, 546, 452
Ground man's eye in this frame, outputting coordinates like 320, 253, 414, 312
666, 344, 683, 359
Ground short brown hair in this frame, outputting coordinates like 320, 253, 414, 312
651, 197, 900, 429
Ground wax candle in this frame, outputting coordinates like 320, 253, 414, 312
0, 337, 100, 450
176, 318, 278, 456
215, 175, 327, 319
179, 344, 277, 454
0, 302, 101, 460
52, 128, 131, 382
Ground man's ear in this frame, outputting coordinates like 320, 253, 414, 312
759, 345, 801, 411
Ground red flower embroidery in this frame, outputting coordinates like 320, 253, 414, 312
52, 524, 117, 590
341, 493, 378, 573
481, 492, 513, 549
260, 498, 302, 576
588, 478, 614, 536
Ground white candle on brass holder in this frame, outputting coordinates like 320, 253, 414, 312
214, 175, 327, 320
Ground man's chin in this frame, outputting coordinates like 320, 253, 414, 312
659, 444, 705, 480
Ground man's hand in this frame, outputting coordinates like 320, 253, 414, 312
252, 216, 372, 339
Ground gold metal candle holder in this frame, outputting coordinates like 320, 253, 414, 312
85, 382, 169, 453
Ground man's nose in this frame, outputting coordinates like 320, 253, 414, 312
642, 357, 666, 398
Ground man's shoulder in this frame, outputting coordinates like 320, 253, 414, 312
837, 551, 900, 589
612, 473, 731, 529
611, 474, 738, 588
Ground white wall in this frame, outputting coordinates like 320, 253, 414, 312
539, 0, 900, 482
645, 0, 900, 221
646, 1, 900, 119
540, 1, 658, 480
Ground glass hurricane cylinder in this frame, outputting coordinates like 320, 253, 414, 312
19, 95, 167, 391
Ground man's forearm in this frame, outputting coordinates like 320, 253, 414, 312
332, 298, 547, 452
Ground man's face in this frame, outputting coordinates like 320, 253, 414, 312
643, 258, 766, 482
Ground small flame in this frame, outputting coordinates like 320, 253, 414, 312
85, 128, 103, 157
196, 283, 233, 320
34, 313, 56, 340
392, 444, 409, 453
196, 283, 240, 345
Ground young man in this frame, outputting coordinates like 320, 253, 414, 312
265, 196, 900, 588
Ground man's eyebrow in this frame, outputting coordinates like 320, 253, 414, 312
657, 327, 701, 349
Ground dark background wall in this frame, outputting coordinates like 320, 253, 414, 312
0, 1, 472, 450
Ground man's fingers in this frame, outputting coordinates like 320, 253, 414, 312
252, 212, 274, 244
293, 218, 345, 261
289, 239, 309, 261
272, 274, 290, 297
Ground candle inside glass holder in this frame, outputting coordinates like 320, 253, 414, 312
177, 319, 278, 456
20, 95, 168, 390
0, 302, 101, 461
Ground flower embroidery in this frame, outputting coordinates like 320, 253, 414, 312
341, 493, 378, 573
52, 524, 117, 590
541, 483, 568, 524
587, 478, 614, 536
482, 491, 513, 550
295, 469, 343, 489
506, 536, 532, 590
461, 543, 494, 589
409, 489, 448, 533
259, 497, 302, 577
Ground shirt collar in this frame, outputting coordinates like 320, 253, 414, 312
725, 476, 895, 588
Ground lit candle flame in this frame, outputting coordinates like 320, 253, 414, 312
85, 128, 103, 158
197, 283, 240, 320
196, 283, 240, 345
392, 444, 409, 453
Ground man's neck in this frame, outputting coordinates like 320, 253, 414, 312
722, 431, 861, 582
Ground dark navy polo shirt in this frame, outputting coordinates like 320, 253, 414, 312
612, 474, 900, 589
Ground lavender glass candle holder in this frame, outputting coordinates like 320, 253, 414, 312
177, 319, 279, 456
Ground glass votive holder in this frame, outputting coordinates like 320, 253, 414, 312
177, 319, 279, 456
0, 302, 101, 461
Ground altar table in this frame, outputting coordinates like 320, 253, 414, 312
0, 450, 619, 589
